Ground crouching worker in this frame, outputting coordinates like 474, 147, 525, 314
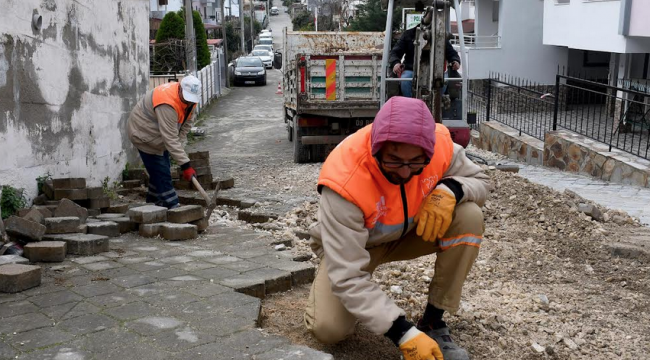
127, 75, 202, 209
305, 96, 490, 360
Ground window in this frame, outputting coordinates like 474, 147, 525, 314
555, 0, 570, 4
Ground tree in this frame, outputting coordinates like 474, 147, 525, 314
345, 0, 401, 32
153, 12, 186, 73
178, 8, 211, 70
292, 10, 314, 31
225, 21, 241, 62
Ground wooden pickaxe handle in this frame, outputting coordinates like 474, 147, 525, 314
191, 177, 211, 205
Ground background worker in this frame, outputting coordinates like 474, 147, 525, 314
389, 2, 461, 98
127, 75, 202, 209
304, 96, 490, 360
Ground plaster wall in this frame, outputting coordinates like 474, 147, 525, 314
0, 0, 150, 199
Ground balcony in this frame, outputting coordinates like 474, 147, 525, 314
450, 34, 501, 49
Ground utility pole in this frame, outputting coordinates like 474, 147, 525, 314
184, 0, 197, 75
315, 6, 318, 31
239, 0, 246, 53
250, 2, 255, 52
220, 0, 230, 86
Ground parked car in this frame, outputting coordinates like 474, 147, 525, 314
233, 57, 266, 86
254, 45, 273, 54
251, 50, 273, 68
270, 6, 279, 15
257, 38, 273, 48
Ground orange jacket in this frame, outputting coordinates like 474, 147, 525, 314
318, 124, 455, 237
152, 82, 195, 125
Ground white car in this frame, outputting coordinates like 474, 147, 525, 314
251, 50, 273, 68
254, 45, 273, 54
270, 6, 279, 15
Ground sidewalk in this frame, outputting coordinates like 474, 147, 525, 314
511, 163, 650, 226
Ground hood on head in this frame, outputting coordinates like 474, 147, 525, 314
371, 96, 436, 159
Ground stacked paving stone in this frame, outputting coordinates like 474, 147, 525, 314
121, 168, 149, 190
171, 151, 235, 191
39, 177, 112, 216
131, 204, 207, 240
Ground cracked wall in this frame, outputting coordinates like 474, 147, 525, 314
0, 0, 149, 199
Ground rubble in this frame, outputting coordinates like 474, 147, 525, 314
0, 264, 41, 293
44, 217, 81, 234
127, 205, 167, 224
23, 241, 67, 262
4, 216, 46, 242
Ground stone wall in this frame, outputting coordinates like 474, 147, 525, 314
0, 0, 149, 199
544, 131, 650, 187
475, 122, 543, 165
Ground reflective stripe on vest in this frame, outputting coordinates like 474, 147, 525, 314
318, 124, 455, 239
151, 82, 195, 126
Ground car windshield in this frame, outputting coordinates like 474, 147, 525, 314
238, 58, 263, 67
252, 51, 269, 57
259, 39, 272, 45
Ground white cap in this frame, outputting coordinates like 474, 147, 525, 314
180, 75, 201, 103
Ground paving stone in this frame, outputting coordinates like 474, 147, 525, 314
100, 266, 139, 279
82, 261, 122, 271
192, 266, 240, 281
222, 329, 289, 355
71, 255, 108, 264
104, 301, 157, 321
72, 282, 122, 297
95, 213, 125, 220
0, 264, 41, 293
144, 267, 190, 280
160, 255, 195, 264
219, 260, 266, 272
87, 208, 101, 217
239, 199, 257, 209
54, 188, 88, 201
139, 222, 164, 237
19, 344, 91, 360
45, 216, 81, 234
167, 205, 204, 224
0, 340, 16, 359
52, 177, 86, 189
77, 223, 88, 233
263, 260, 316, 287
86, 221, 120, 237
256, 345, 334, 360
117, 256, 153, 265
28, 289, 82, 307
215, 196, 241, 207
122, 179, 142, 189
54, 198, 88, 223
204, 255, 242, 265
237, 210, 278, 224
88, 197, 111, 209
128, 205, 168, 224
183, 283, 232, 298
110, 217, 137, 234
141, 290, 201, 307
4, 215, 46, 241
24, 241, 67, 262
60, 234, 110, 255
218, 275, 265, 298
88, 292, 141, 308
187, 250, 221, 258
190, 217, 209, 233
0, 300, 39, 318
110, 274, 156, 288
41, 300, 102, 321
0, 311, 52, 334
69, 327, 144, 356
160, 223, 198, 241
127, 316, 185, 336
86, 186, 104, 199
22, 207, 45, 225
105, 203, 130, 214
226, 247, 274, 259
8, 326, 74, 351
170, 339, 244, 360
58, 313, 118, 335
243, 267, 292, 295
0, 255, 29, 265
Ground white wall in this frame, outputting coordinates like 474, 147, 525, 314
151, 0, 183, 13
543, 0, 650, 53
475, 0, 498, 36
466, 0, 568, 83
0, 0, 149, 200
628, 0, 650, 37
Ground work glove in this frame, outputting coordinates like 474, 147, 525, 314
415, 185, 456, 241
393, 63, 404, 77
399, 327, 444, 360
181, 163, 197, 182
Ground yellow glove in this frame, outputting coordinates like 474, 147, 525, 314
399, 327, 444, 360
415, 186, 456, 241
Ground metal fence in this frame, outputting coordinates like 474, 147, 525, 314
148, 48, 227, 116
468, 73, 650, 160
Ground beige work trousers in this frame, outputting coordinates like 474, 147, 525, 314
304, 202, 484, 344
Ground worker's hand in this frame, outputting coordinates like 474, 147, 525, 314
415, 185, 456, 241
399, 327, 444, 360
393, 63, 404, 77
451, 61, 460, 71
181, 165, 197, 182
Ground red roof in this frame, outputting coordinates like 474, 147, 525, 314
207, 39, 223, 46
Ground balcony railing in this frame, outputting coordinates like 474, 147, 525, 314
450, 34, 501, 49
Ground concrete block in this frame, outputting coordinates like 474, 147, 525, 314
216, 197, 241, 207
139, 223, 164, 237
59, 234, 109, 255
32, 194, 48, 205
17, 208, 31, 217
54, 199, 88, 223
112, 217, 138, 233
167, 205, 204, 224
42, 180, 54, 200
45, 200, 60, 206
77, 224, 88, 234
196, 174, 213, 185
5, 216, 46, 242
34, 206, 53, 219
105, 203, 129, 214
86, 187, 105, 199
160, 223, 198, 241
52, 178, 86, 189
24, 241, 67, 262
190, 218, 209, 233
0, 255, 29, 265
122, 180, 141, 189
45, 217, 81, 234
237, 211, 278, 224
193, 167, 212, 176
87, 209, 101, 217
88, 197, 111, 209
189, 158, 209, 168
22, 208, 45, 225
95, 213, 124, 221
127, 205, 167, 224
0, 264, 41, 293
188, 151, 210, 160
54, 188, 88, 201
240, 199, 257, 209
86, 221, 120, 237
45, 205, 59, 214
213, 177, 235, 190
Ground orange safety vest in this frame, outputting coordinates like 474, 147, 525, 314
152, 82, 195, 126
318, 124, 455, 235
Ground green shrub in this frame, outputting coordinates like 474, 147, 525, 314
1, 186, 27, 219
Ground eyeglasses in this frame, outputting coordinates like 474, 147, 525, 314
380, 160, 430, 170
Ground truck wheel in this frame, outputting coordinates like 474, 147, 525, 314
287, 125, 293, 142
293, 125, 309, 163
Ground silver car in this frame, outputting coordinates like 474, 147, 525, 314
251, 50, 273, 69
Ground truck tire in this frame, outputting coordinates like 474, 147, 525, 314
287, 125, 293, 142
293, 124, 310, 163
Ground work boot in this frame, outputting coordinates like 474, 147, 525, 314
417, 322, 470, 360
